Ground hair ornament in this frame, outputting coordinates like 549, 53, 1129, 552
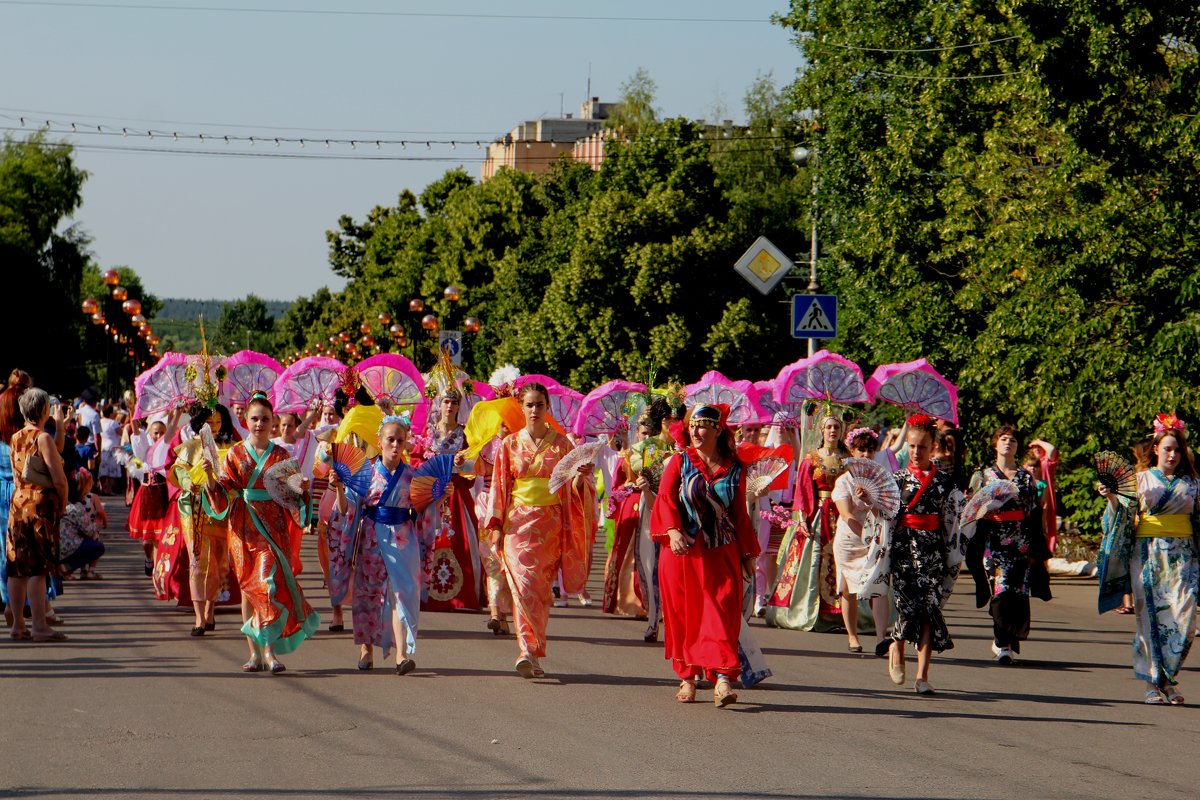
1154, 413, 1186, 437
250, 390, 270, 402
379, 412, 411, 434
906, 413, 935, 429
844, 426, 878, 448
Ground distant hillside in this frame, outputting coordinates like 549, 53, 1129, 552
157, 298, 291, 322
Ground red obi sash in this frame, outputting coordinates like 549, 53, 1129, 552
986, 509, 1025, 523
900, 513, 940, 530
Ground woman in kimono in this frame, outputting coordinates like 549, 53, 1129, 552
127, 413, 179, 576
967, 425, 1051, 665
832, 427, 893, 655
204, 392, 320, 673
768, 414, 849, 631
1097, 414, 1199, 704
874, 415, 964, 695
650, 404, 759, 707
483, 383, 597, 679
424, 391, 483, 612
328, 414, 438, 674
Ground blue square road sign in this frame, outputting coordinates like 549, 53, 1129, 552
792, 294, 837, 339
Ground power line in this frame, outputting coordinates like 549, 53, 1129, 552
868, 70, 1025, 80
803, 35, 1021, 54
0, 1, 771, 24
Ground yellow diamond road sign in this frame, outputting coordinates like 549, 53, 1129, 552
734, 236, 794, 295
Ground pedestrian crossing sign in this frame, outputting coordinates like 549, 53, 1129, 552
792, 294, 837, 339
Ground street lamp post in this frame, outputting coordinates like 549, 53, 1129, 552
793, 145, 819, 358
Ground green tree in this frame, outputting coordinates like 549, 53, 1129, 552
604, 67, 660, 139
215, 295, 276, 354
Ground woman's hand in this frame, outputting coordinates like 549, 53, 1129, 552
328, 471, 344, 493
741, 555, 756, 580
453, 451, 467, 467
1095, 480, 1110, 498
667, 528, 689, 556
634, 474, 648, 491
853, 484, 873, 508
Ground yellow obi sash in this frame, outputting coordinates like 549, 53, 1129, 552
513, 477, 558, 507
1136, 514, 1193, 538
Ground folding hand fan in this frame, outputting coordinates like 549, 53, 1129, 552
356, 353, 427, 430
272, 356, 346, 414
961, 479, 1019, 524
221, 350, 284, 406
775, 351, 870, 405
134, 352, 195, 418
841, 457, 902, 518
330, 442, 373, 496
685, 371, 758, 425
745, 457, 789, 498
1094, 451, 1137, 500
865, 359, 959, 426
548, 440, 604, 494
410, 453, 456, 512
264, 458, 306, 512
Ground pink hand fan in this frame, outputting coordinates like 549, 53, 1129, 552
962, 479, 1019, 524
134, 352, 195, 418
221, 350, 284, 406
573, 380, 648, 436
549, 440, 604, 494
841, 457, 901, 518
356, 353, 427, 430
272, 356, 345, 414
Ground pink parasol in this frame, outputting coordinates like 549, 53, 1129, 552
573, 380, 648, 436
514, 374, 583, 429
356, 353, 428, 430
272, 356, 346, 414
220, 350, 284, 406
865, 358, 959, 425
134, 352, 194, 419
685, 371, 757, 425
749, 379, 803, 427
774, 350, 870, 405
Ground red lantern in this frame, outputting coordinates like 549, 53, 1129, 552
122, 299, 142, 315
103, 269, 120, 286
361, 334, 375, 347
408, 298, 424, 313
91, 312, 105, 325
421, 314, 438, 331
463, 317, 482, 333
316, 342, 325, 351
130, 313, 146, 326
81, 297, 99, 314
360, 322, 372, 334
112, 286, 128, 301
378, 312, 392, 325
338, 331, 350, 341
149, 336, 160, 346
389, 323, 403, 337
443, 285, 462, 302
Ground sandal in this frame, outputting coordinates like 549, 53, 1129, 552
1164, 686, 1185, 706
396, 658, 416, 676
31, 630, 68, 643
9, 629, 31, 640
675, 680, 696, 703
1116, 606, 1135, 615
714, 677, 738, 708
267, 657, 286, 674
242, 655, 264, 672
515, 655, 536, 679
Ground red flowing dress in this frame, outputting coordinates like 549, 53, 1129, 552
650, 448, 759, 682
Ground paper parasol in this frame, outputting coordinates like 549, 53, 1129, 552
775, 351, 870, 405
749, 380, 803, 427
746, 457, 790, 497
865, 358, 959, 425
272, 356, 346, 414
221, 350, 284, 406
841, 457, 901, 519
264, 458, 306, 512
410, 453, 455, 512
134, 352, 195, 418
329, 442, 373, 496
548, 440, 604, 494
356, 353, 427, 430
685, 371, 758, 425
573, 380, 648, 436
961, 479, 1019, 524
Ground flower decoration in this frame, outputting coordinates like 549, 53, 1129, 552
1153, 412, 1187, 436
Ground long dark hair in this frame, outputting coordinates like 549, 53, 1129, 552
0, 386, 25, 441
189, 402, 240, 445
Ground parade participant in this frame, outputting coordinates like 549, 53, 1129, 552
832, 427, 893, 655
313, 399, 345, 631
205, 391, 319, 673
422, 371, 483, 613
462, 397, 525, 635
168, 406, 242, 636
1097, 414, 1199, 705
328, 413, 438, 674
650, 404, 758, 707
602, 427, 643, 619
98, 404, 123, 495
630, 400, 675, 641
768, 412, 850, 632
484, 382, 596, 679
967, 425, 1052, 665
127, 413, 179, 579
0, 370, 31, 612
6, 389, 69, 642
934, 428, 969, 492
874, 415, 964, 695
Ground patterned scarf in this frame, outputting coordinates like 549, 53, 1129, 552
678, 451, 742, 548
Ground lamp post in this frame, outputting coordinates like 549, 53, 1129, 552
792, 145, 819, 357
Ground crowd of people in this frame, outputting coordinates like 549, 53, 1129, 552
2, 361, 1195, 708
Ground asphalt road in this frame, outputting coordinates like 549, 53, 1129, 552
2, 499, 1196, 800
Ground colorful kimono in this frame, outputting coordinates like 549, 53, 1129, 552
485, 429, 597, 659
967, 466, 1051, 653
864, 465, 964, 652
328, 459, 437, 657
423, 425, 483, 611
768, 449, 848, 631
631, 435, 674, 637
1096, 469, 1200, 689
208, 441, 320, 654
650, 449, 759, 681
167, 443, 240, 609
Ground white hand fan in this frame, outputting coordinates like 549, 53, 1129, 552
199, 424, 220, 469
746, 457, 789, 497
841, 457, 901, 518
264, 458, 306, 512
962, 479, 1019, 524
549, 440, 604, 494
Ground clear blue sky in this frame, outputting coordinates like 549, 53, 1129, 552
1, 0, 801, 302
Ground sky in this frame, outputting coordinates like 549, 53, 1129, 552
2, 0, 802, 302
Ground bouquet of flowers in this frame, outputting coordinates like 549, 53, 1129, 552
759, 502, 794, 529
605, 484, 636, 519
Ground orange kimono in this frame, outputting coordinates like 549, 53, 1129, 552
485, 429, 596, 658
208, 441, 320, 654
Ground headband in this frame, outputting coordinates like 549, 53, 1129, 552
1154, 413, 1187, 437
379, 412, 411, 435
844, 426, 878, 448
689, 405, 723, 429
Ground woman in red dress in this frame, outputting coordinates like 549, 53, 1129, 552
651, 404, 758, 707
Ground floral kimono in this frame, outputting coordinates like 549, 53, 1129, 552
1097, 469, 1200, 689
485, 429, 597, 659
328, 459, 438, 658
863, 464, 964, 652
208, 441, 320, 654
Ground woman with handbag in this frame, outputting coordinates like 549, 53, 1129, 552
6, 388, 69, 642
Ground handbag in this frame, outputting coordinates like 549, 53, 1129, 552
21, 451, 56, 489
